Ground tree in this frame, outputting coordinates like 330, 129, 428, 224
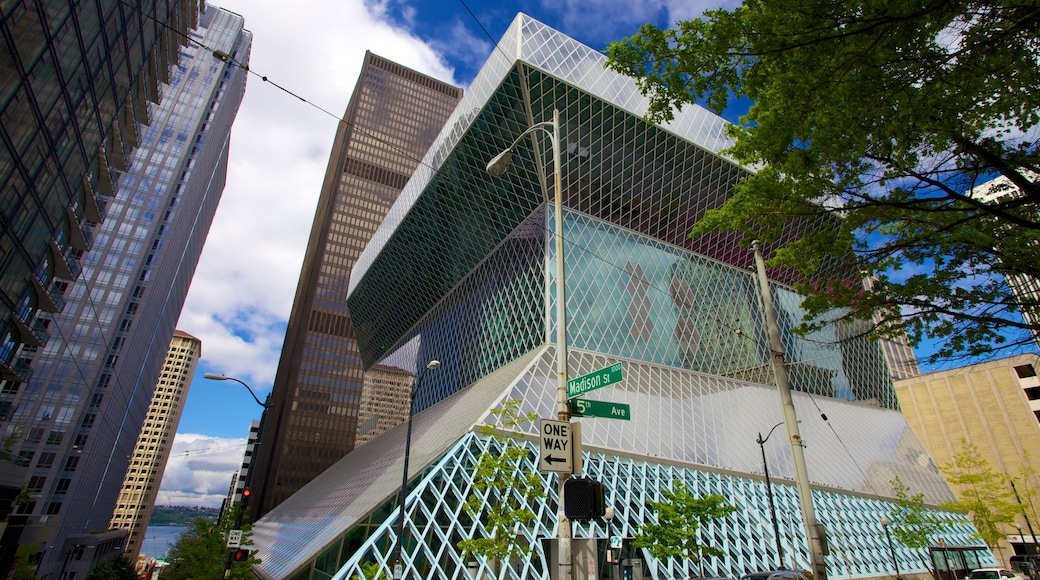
84, 555, 138, 580
887, 476, 952, 571
633, 479, 736, 577
162, 516, 259, 580
605, 1, 1040, 363
457, 399, 546, 570
940, 443, 1019, 556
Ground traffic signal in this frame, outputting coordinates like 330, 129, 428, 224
564, 477, 605, 520
240, 488, 251, 505
233, 547, 250, 562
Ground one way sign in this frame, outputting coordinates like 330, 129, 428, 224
539, 419, 573, 473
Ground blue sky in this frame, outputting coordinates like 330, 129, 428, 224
158, 0, 1035, 507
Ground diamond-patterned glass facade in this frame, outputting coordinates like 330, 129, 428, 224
251, 13, 982, 580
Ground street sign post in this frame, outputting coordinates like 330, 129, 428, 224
539, 419, 573, 472
566, 362, 623, 399
569, 398, 631, 420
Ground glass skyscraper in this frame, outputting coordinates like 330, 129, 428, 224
248, 52, 462, 518
0, 5, 250, 577
248, 15, 986, 580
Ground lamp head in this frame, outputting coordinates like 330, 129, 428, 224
486, 150, 514, 177
880, 516, 890, 526
427, 360, 441, 370
203, 373, 228, 381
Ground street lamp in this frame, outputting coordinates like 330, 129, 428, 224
880, 516, 902, 580
487, 109, 572, 580
203, 373, 271, 409
757, 422, 785, 570
394, 359, 441, 579
203, 372, 270, 579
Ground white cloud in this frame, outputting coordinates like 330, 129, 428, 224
156, 433, 246, 508
177, 0, 457, 390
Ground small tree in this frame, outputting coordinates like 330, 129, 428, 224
84, 555, 138, 580
888, 476, 951, 572
633, 479, 736, 577
162, 516, 260, 580
940, 443, 1019, 558
457, 399, 546, 572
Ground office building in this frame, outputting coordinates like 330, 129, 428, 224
248, 52, 462, 517
248, 15, 985, 580
895, 353, 1040, 555
111, 330, 201, 558
0, 0, 195, 385
0, 5, 250, 577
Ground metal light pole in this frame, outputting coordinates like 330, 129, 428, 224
1011, 480, 1039, 552
203, 373, 271, 579
752, 240, 827, 580
394, 360, 441, 580
487, 108, 572, 580
204, 373, 272, 410
880, 516, 901, 580
757, 422, 786, 570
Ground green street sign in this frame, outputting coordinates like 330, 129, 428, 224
569, 398, 631, 420
567, 362, 623, 399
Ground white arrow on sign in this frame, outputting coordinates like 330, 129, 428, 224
538, 419, 573, 473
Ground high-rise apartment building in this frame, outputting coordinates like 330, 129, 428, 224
248, 16, 983, 580
248, 52, 462, 517
895, 353, 1040, 557
0, 5, 250, 577
111, 330, 201, 558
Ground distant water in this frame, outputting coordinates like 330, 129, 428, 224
141, 525, 188, 559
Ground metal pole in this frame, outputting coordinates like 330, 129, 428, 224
550, 108, 574, 580
752, 240, 827, 580
758, 423, 785, 570
1011, 480, 1039, 552
394, 361, 439, 579
881, 519, 902, 580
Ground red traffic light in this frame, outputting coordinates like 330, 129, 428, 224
233, 548, 250, 562
241, 488, 251, 498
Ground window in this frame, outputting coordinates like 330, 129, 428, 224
1015, 365, 1037, 379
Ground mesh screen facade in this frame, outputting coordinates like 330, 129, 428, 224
248, 53, 462, 517
250, 14, 980, 580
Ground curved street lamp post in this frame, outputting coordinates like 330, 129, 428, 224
394, 360, 441, 579
203, 372, 270, 579
487, 108, 573, 580
880, 516, 902, 580
757, 422, 786, 570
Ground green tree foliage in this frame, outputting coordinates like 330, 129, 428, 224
162, 515, 260, 580
605, 2, 1040, 362
457, 399, 546, 567
633, 479, 736, 576
84, 555, 138, 580
888, 476, 951, 570
940, 443, 1019, 552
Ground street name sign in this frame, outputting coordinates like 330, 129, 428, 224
539, 419, 573, 472
569, 398, 631, 420
566, 362, 623, 399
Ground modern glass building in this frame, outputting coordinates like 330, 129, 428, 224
248, 52, 462, 518
0, 6, 250, 577
248, 14, 987, 580
0, 0, 196, 386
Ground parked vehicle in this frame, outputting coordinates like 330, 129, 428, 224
969, 568, 1029, 580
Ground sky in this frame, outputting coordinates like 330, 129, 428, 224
157, 0, 735, 507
